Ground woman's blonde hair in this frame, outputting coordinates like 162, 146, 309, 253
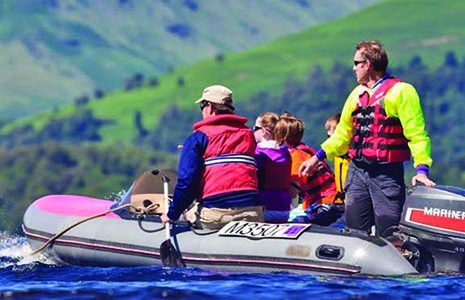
275, 112, 305, 147
257, 112, 280, 140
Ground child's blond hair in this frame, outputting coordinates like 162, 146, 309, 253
274, 112, 305, 147
325, 113, 341, 127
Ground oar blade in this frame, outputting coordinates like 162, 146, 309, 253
160, 239, 183, 267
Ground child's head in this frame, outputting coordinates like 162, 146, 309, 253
275, 112, 305, 148
254, 112, 279, 143
325, 113, 341, 137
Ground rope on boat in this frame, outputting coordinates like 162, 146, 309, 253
137, 213, 166, 233
29, 202, 161, 256
188, 225, 220, 236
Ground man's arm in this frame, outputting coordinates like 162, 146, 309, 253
388, 83, 435, 186
391, 82, 432, 168
166, 131, 208, 220
300, 87, 358, 176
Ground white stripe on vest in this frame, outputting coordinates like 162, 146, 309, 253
204, 154, 256, 167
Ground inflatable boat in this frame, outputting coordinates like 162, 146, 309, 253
22, 193, 416, 276
22, 170, 417, 276
22, 169, 465, 276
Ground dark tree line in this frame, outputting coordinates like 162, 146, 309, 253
0, 109, 111, 149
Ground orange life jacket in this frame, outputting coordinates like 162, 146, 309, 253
289, 144, 337, 209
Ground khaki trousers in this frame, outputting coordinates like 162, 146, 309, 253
185, 203, 264, 230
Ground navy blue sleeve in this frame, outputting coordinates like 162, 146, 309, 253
167, 130, 208, 220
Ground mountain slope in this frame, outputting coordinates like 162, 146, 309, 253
0, 0, 375, 119
4, 0, 465, 145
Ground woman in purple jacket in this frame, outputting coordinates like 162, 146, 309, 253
254, 112, 293, 223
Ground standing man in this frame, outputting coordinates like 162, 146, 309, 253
161, 85, 263, 229
299, 40, 435, 237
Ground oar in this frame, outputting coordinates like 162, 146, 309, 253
160, 175, 184, 267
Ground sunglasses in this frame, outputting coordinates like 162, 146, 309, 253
253, 125, 262, 132
199, 101, 209, 111
353, 60, 366, 67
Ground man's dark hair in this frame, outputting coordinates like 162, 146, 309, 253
356, 40, 388, 74
211, 102, 235, 114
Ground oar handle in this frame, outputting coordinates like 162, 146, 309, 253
162, 176, 171, 240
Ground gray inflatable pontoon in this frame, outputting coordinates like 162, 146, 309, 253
22, 194, 417, 276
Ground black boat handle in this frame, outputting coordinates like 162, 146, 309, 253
316, 245, 344, 261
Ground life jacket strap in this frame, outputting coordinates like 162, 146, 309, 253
351, 142, 409, 150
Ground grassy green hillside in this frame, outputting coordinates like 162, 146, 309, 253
3, 0, 465, 145
0, 0, 375, 119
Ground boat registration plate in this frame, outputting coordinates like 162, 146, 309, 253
218, 221, 311, 239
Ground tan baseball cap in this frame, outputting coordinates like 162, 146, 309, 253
195, 85, 233, 105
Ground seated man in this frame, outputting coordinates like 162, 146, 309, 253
161, 85, 264, 229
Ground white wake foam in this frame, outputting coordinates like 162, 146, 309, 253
0, 232, 57, 268
104, 188, 129, 202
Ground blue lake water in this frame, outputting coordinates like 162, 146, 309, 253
2, 233, 465, 299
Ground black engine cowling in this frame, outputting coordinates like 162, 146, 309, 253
400, 185, 465, 272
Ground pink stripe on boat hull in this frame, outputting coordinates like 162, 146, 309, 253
34, 195, 121, 219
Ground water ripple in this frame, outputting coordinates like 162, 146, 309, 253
2, 235, 465, 299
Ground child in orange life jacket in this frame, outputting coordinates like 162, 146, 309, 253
325, 114, 351, 205
275, 112, 338, 225
254, 112, 293, 223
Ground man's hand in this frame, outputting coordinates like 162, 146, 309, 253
160, 213, 171, 224
411, 173, 436, 187
299, 155, 320, 177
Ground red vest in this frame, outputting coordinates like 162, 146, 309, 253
349, 77, 411, 163
194, 114, 258, 199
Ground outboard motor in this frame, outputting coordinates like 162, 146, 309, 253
400, 185, 465, 273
